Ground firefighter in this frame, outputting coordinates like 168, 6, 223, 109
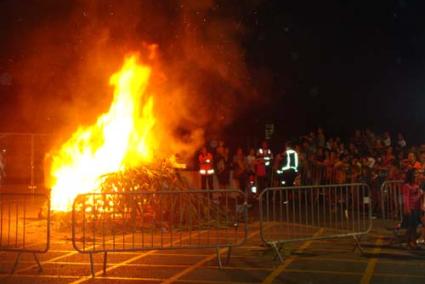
256, 141, 273, 192
276, 143, 298, 186
258, 141, 273, 168
198, 146, 214, 189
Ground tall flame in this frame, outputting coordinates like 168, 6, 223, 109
49, 55, 155, 211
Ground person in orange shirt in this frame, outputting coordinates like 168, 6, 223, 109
334, 154, 349, 184
403, 152, 421, 171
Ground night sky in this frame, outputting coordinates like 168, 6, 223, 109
239, 0, 425, 143
1, 0, 425, 145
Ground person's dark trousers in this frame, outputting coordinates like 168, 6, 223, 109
238, 174, 247, 193
265, 167, 273, 187
207, 175, 214, 189
201, 175, 214, 189
257, 175, 267, 194
283, 169, 297, 186
404, 209, 421, 246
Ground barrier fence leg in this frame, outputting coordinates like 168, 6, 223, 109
89, 253, 95, 277
11, 252, 22, 274
103, 252, 108, 275
271, 242, 284, 263
216, 247, 223, 269
226, 246, 232, 265
352, 235, 365, 255
33, 253, 42, 273
10, 252, 41, 274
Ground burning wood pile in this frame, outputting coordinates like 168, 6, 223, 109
70, 163, 240, 234
99, 160, 188, 194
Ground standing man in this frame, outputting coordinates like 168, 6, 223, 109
199, 146, 214, 189
257, 141, 273, 168
276, 142, 299, 186
256, 141, 273, 192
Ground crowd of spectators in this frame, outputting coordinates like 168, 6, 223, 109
204, 128, 422, 192
296, 128, 414, 186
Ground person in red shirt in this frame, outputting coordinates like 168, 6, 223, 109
402, 169, 423, 249
256, 141, 272, 193
383, 146, 395, 167
198, 146, 214, 189
232, 147, 246, 192
387, 160, 403, 180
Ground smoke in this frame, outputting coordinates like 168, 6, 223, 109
4, 0, 260, 159
151, 0, 259, 159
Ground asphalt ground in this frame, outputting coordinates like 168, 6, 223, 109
1, 219, 425, 284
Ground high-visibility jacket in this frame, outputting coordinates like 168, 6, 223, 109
199, 152, 214, 175
276, 149, 298, 175
257, 148, 273, 167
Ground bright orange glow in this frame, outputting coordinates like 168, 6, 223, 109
49, 54, 156, 211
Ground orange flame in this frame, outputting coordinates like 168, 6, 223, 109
49, 54, 156, 211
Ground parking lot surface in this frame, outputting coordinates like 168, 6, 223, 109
1, 220, 425, 284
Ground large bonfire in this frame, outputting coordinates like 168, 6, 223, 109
49, 53, 183, 212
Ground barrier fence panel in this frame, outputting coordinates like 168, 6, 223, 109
380, 180, 403, 229
72, 189, 248, 277
0, 193, 50, 273
259, 183, 372, 262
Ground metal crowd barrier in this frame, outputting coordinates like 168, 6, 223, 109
380, 180, 403, 222
0, 193, 50, 273
379, 180, 405, 245
72, 189, 248, 277
259, 183, 372, 261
